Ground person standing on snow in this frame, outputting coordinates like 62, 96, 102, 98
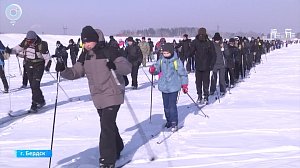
176, 34, 193, 72
149, 43, 188, 132
66, 39, 79, 65
125, 36, 143, 89
138, 37, 150, 67
0, 40, 9, 93
55, 26, 131, 168
54, 41, 68, 67
4, 31, 51, 112
225, 38, 238, 88
147, 38, 154, 62
190, 27, 216, 104
210, 33, 227, 96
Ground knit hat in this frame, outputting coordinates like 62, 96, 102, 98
81, 26, 99, 43
160, 38, 166, 43
56, 41, 61, 45
229, 38, 235, 43
161, 43, 174, 55
198, 27, 206, 35
127, 36, 134, 42
213, 32, 222, 41
183, 34, 188, 38
26, 31, 37, 40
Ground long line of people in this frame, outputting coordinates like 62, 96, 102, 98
170, 30, 285, 104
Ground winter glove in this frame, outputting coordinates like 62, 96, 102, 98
55, 58, 65, 72
149, 65, 156, 74
5, 47, 12, 54
106, 60, 116, 70
181, 84, 188, 94
45, 60, 52, 72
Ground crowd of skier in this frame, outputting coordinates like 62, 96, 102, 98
0, 26, 298, 168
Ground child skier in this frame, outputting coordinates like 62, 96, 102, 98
149, 43, 188, 132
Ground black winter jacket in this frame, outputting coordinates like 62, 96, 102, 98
66, 43, 79, 56
212, 42, 226, 70
176, 39, 192, 59
190, 35, 216, 71
226, 45, 239, 68
125, 43, 143, 66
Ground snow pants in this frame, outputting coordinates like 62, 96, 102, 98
195, 70, 210, 99
25, 60, 45, 104
97, 105, 124, 165
162, 91, 179, 126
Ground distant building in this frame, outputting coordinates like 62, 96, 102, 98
270, 28, 296, 40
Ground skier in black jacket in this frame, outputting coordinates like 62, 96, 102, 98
147, 38, 154, 62
225, 38, 238, 88
190, 27, 216, 104
66, 39, 79, 65
176, 34, 193, 72
125, 37, 143, 89
55, 41, 68, 67
210, 33, 226, 96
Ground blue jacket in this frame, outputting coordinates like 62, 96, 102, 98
0, 40, 5, 66
152, 53, 188, 93
0, 49, 4, 66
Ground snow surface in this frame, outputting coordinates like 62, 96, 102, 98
1, 34, 300, 168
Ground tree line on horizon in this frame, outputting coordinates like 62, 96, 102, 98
116, 27, 300, 39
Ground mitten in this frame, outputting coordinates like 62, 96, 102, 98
149, 65, 156, 74
181, 84, 188, 94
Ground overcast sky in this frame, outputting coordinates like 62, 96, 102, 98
0, 0, 299, 36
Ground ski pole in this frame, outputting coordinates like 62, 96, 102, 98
149, 74, 154, 123
228, 69, 231, 94
141, 67, 155, 88
109, 64, 156, 161
48, 72, 60, 168
212, 73, 220, 103
7, 53, 12, 113
241, 54, 244, 79
47, 71, 71, 100
124, 95, 156, 161
186, 93, 209, 118
16, 55, 23, 76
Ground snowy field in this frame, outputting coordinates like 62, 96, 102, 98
0, 34, 300, 168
